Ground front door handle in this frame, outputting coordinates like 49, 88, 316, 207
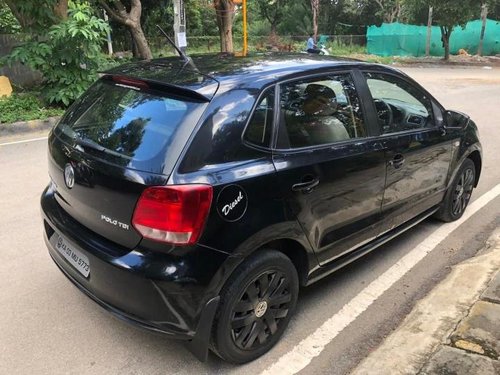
292, 177, 320, 193
389, 154, 405, 169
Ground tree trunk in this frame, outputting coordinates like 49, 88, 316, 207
53, 0, 68, 20
219, 20, 234, 53
310, 0, 319, 41
270, 23, 277, 39
5, 0, 68, 29
425, 6, 433, 57
130, 23, 153, 59
214, 0, 235, 53
478, 4, 488, 56
129, 29, 138, 57
98, 0, 152, 60
440, 26, 451, 61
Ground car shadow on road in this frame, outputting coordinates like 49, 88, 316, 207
81, 219, 441, 374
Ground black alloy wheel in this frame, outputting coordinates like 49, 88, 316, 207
212, 250, 299, 364
435, 158, 476, 222
451, 166, 474, 217
231, 270, 292, 351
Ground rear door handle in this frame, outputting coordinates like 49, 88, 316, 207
389, 154, 405, 169
292, 177, 320, 193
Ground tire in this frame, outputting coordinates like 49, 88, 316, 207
211, 250, 299, 364
434, 158, 476, 222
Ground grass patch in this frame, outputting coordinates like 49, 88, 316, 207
328, 44, 366, 56
361, 55, 398, 64
0, 93, 64, 124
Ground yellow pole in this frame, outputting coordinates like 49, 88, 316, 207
243, 0, 248, 56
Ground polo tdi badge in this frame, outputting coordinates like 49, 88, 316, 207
216, 184, 248, 222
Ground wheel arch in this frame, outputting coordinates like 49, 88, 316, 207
467, 150, 481, 187
259, 238, 310, 286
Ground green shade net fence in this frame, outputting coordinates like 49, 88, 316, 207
367, 19, 500, 57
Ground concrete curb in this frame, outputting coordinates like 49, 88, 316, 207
392, 56, 500, 68
351, 228, 500, 375
0, 116, 60, 138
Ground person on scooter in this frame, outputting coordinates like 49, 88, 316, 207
306, 33, 321, 54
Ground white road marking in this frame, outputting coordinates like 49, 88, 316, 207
260, 184, 500, 375
0, 136, 48, 147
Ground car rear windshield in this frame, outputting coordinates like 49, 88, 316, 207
53, 79, 207, 174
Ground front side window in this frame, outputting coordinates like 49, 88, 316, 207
364, 72, 434, 134
278, 73, 366, 149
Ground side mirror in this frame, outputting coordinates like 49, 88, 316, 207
445, 110, 470, 129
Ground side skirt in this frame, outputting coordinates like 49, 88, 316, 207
305, 206, 439, 286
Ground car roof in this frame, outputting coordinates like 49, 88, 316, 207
104, 53, 387, 100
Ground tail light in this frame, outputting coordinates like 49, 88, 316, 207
132, 185, 213, 245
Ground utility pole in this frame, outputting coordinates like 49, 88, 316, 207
173, 0, 187, 53
242, 0, 247, 56
425, 6, 433, 57
103, 10, 113, 56
234, 0, 248, 56
478, 3, 488, 56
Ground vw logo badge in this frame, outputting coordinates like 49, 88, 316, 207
64, 163, 75, 189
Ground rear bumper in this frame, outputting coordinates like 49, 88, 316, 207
41, 185, 233, 359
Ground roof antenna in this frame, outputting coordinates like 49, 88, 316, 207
155, 24, 200, 73
156, 24, 187, 60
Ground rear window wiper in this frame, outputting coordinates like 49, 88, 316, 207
75, 137, 131, 159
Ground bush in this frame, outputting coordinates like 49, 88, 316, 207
0, 0, 21, 33
4, 1, 109, 107
0, 93, 63, 124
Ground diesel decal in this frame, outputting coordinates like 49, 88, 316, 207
222, 190, 243, 216
216, 185, 248, 222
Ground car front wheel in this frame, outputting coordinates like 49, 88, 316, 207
435, 158, 476, 222
211, 250, 299, 364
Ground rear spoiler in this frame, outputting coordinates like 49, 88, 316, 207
101, 74, 213, 103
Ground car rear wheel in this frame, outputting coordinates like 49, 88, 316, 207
435, 158, 475, 222
211, 250, 299, 364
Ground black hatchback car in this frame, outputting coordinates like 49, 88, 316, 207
41, 54, 481, 364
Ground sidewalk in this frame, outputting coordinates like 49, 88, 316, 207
0, 116, 59, 138
352, 229, 500, 375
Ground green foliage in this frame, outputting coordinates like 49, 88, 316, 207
5, 1, 109, 106
405, 0, 481, 29
4, 0, 61, 31
405, 0, 482, 59
0, 0, 21, 33
0, 93, 64, 123
255, 0, 285, 32
276, 1, 312, 35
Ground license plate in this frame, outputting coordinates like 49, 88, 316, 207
53, 234, 90, 278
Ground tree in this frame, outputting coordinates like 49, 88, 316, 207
4, 0, 67, 31
310, 0, 319, 40
0, 0, 21, 33
4, 2, 109, 105
214, 0, 236, 53
373, 0, 403, 23
97, 0, 152, 59
256, 0, 284, 38
406, 0, 481, 60
276, 0, 311, 36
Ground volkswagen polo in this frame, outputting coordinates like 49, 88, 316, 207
41, 54, 482, 364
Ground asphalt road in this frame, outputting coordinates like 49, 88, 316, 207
1, 66, 500, 375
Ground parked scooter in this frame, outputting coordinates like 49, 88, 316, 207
302, 44, 330, 55
318, 43, 330, 55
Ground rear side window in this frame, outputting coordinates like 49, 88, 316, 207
277, 73, 366, 149
244, 89, 274, 148
54, 80, 206, 173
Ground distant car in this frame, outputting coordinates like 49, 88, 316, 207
41, 54, 482, 364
